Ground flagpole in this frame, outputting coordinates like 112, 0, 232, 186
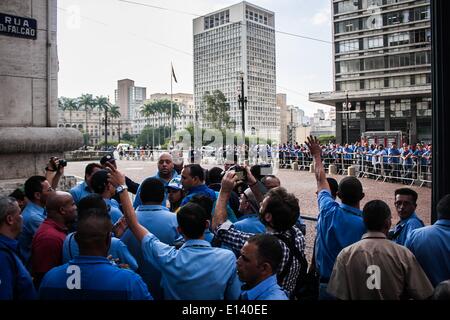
170, 63, 173, 148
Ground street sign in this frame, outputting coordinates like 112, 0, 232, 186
0, 12, 37, 40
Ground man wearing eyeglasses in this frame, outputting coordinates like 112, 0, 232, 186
388, 188, 424, 246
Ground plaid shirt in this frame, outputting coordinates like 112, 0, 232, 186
216, 222, 306, 296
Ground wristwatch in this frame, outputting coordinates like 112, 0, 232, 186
115, 184, 128, 194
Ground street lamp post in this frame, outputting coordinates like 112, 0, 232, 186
238, 72, 248, 159
343, 92, 351, 144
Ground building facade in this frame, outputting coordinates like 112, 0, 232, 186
309, 0, 431, 144
115, 79, 147, 120
132, 93, 195, 135
193, 1, 279, 140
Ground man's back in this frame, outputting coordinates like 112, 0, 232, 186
142, 234, 241, 300
327, 232, 433, 300
39, 256, 152, 300
405, 220, 450, 287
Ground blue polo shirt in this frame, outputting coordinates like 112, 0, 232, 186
0, 235, 37, 300
315, 190, 366, 280
104, 198, 123, 225
388, 148, 401, 164
121, 204, 181, 300
69, 181, 92, 204
405, 219, 450, 287
39, 256, 152, 300
240, 274, 288, 300
18, 202, 46, 266
62, 232, 138, 271
181, 184, 217, 207
389, 212, 424, 246
133, 171, 180, 208
234, 214, 265, 234
141, 234, 241, 300
402, 150, 413, 166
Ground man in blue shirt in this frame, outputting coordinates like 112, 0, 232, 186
388, 188, 424, 246
401, 145, 414, 182
39, 201, 152, 300
133, 152, 179, 208
107, 163, 241, 300
388, 142, 401, 181
18, 176, 55, 268
306, 136, 366, 300
237, 234, 288, 300
234, 189, 265, 234
0, 197, 37, 300
69, 163, 103, 204
405, 194, 450, 287
90, 170, 123, 224
180, 164, 217, 206
121, 178, 181, 300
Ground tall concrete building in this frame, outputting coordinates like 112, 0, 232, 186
114, 79, 146, 120
309, 0, 431, 144
193, 1, 279, 140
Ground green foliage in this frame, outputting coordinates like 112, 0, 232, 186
318, 135, 336, 144
202, 90, 231, 130
136, 126, 171, 147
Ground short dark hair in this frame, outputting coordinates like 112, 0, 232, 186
75, 208, 112, 250
363, 200, 391, 231
77, 194, 108, 219
188, 195, 214, 220
24, 176, 46, 201
437, 194, 450, 220
261, 187, 299, 232
395, 188, 418, 204
207, 167, 224, 184
327, 177, 339, 199
338, 177, 364, 206
184, 164, 204, 181
247, 234, 283, 274
85, 163, 103, 178
140, 178, 165, 204
90, 170, 110, 194
9, 188, 25, 201
177, 202, 207, 239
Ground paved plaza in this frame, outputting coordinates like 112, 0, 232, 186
64, 159, 432, 258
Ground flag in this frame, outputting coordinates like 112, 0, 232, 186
171, 63, 178, 83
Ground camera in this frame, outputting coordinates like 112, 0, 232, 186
58, 159, 67, 168
259, 164, 273, 176
229, 165, 247, 181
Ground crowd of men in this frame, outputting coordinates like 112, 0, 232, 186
0, 136, 448, 300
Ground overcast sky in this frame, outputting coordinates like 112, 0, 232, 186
58, 0, 334, 116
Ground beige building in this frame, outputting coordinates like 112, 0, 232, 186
132, 93, 195, 135
57, 108, 132, 145
277, 94, 288, 143
115, 79, 147, 120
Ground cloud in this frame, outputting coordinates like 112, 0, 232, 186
312, 6, 331, 26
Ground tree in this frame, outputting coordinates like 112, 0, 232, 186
108, 104, 121, 142
95, 96, 111, 145
63, 97, 79, 126
202, 90, 231, 130
78, 93, 95, 134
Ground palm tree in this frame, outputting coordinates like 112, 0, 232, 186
78, 93, 95, 135
95, 96, 111, 146
108, 104, 121, 141
64, 97, 79, 127
141, 103, 156, 147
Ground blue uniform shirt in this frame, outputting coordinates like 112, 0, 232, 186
405, 219, 450, 287
234, 214, 265, 234
0, 235, 37, 300
315, 190, 366, 280
39, 256, 152, 300
388, 148, 401, 164
141, 234, 241, 300
389, 212, 424, 246
240, 274, 288, 300
133, 171, 180, 208
18, 202, 46, 266
121, 204, 181, 300
69, 181, 92, 204
62, 232, 138, 271
180, 184, 217, 207
402, 150, 413, 165
105, 198, 123, 224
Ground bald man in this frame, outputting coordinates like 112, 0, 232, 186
31, 191, 77, 288
39, 203, 152, 300
133, 152, 180, 208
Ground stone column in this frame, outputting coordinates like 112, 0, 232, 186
0, 0, 83, 193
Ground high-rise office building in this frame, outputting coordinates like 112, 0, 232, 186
193, 1, 279, 139
115, 79, 147, 120
309, 0, 431, 144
